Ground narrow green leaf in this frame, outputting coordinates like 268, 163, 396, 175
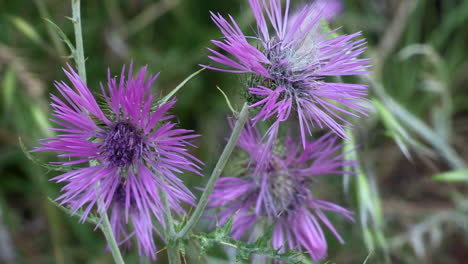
365, 76, 465, 169
30, 104, 54, 138
159, 68, 205, 105
216, 86, 237, 115
2, 66, 16, 112
8, 16, 43, 45
433, 169, 468, 182
373, 98, 432, 159
43, 18, 75, 55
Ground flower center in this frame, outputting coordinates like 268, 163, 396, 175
103, 121, 144, 167
114, 182, 127, 205
269, 168, 305, 215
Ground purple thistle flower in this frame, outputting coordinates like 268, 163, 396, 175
34, 64, 201, 260
203, 0, 370, 146
208, 121, 353, 262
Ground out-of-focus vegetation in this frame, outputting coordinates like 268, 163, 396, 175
0, 0, 468, 263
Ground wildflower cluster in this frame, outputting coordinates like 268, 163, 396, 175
31, 0, 369, 262
206, 0, 369, 262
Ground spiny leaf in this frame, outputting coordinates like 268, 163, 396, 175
191, 215, 308, 263
19, 137, 77, 172
216, 213, 235, 238
48, 197, 99, 225
253, 224, 275, 248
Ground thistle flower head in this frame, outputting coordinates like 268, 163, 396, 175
204, 0, 370, 145
208, 121, 353, 262
35, 64, 201, 260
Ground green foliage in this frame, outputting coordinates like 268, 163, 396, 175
158, 67, 205, 105
191, 216, 308, 264
216, 86, 238, 116
372, 98, 431, 159
19, 137, 78, 172
43, 18, 75, 57
48, 197, 99, 225
8, 15, 44, 46
343, 129, 388, 258
2, 66, 16, 112
2, 0, 468, 262
433, 170, 468, 182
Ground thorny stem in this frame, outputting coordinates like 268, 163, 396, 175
177, 103, 250, 238
71, 1, 125, 263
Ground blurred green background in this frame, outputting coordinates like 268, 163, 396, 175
0, 0, 468, 263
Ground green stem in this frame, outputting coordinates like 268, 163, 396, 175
100, 212, 126, 264
177, 103, 249, 238
159, 188, 181, 264
167, 248, 181, 264
72, 0, 86, 84
71, 1, 125, 263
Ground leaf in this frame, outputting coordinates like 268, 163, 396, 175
2, 66, 16, 112
48, 197, 99, 225
373, 98, 432, 159
217, 86, 237, 116
43, 18, 75, 55
159, 68, 205, 105
320, 19, 339, 39
19, 137, 76, 172
191, 215, 308, 263
253, 224, 275, 249
30, 104, 54, 138
344, 129, 388, 256
433, 170, 468, 182
8, 16, 44, 45
365, 76, 465, 169
216, 213, 235, 238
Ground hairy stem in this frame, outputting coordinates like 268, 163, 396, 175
177, 103, 249, 238
71, 1, 125, 263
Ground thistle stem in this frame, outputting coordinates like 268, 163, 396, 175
72, 0, 86, 84
167, 248, 181, 264
177, 103, 249, 238
100, 212, 126, 264
159, 188, 181, 264
71, 1, 125, 263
